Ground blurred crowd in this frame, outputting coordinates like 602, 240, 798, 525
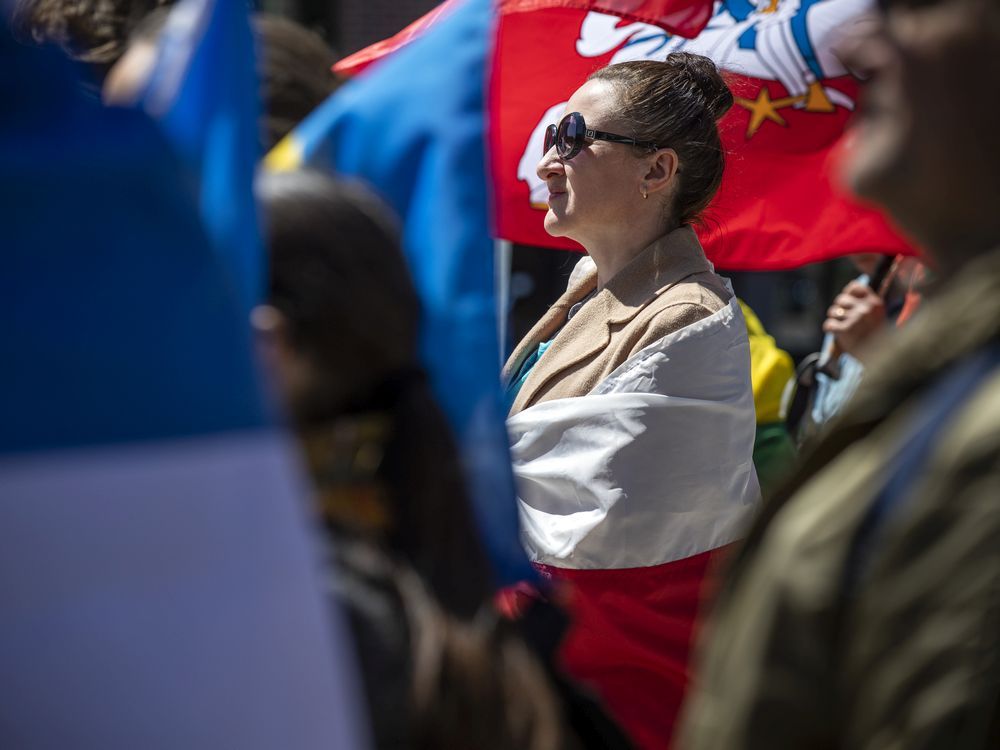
4, 0, 999, 748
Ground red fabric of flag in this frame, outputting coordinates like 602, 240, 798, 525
338, 1, 917, 269
537, 548, 727, 750
492, 4, 918, 269
335, 0, 713, 76
501, 0, 713, 37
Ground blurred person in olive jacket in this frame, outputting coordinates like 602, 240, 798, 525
678, 0, 1000, 748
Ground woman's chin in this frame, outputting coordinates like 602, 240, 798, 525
543, 209, 570, 238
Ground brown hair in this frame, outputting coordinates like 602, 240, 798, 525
587, 52, 734, 227
252, 14, 341, 151
10, 0, 170, 72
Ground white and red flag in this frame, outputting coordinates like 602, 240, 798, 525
507, 269, 759, 747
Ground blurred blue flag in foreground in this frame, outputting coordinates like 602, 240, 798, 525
0, 27, 365, 749
268, 0, 532, 585
140, 0, 262, 310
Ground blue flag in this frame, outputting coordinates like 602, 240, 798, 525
269, 0, 532, 585
140, 0, 262, 311
1, 28, 365, 749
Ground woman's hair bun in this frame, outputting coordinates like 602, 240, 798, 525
664, 51, 734, 121
586, 52, 733, 226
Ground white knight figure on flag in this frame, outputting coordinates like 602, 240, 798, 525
519, 0, 871, 207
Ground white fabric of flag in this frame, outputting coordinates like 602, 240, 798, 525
509, 294, 760, 570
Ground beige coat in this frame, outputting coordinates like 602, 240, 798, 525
503, 226, 732, 416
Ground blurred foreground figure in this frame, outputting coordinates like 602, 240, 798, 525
678, 0, 1000, 748
255, 170, 581, 750
256, 169, 495, 618
0, 27, 362, 750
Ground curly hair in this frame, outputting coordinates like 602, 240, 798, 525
10, 0, 172, 70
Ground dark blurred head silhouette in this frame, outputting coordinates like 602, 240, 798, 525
255, 168, 494, 618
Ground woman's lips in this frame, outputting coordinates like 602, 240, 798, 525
548, 191, 567, 203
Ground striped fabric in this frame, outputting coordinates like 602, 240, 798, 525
508, 296, 760, 748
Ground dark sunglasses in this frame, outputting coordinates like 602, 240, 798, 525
543, 111, 660, 160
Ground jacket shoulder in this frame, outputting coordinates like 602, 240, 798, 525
635, 273, 732, 336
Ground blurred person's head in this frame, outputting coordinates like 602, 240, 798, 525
254, 169, 493, 617
253, 14, 339, 151
103, 11, 340, 151
99, 4, 165, 104
840, 0, 1000, 273
9, 0, 170, 79
255, 170, 417, 424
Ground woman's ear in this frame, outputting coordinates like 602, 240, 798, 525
251, 304, 295, 380
643, 148, 680, 196
251, 304, 319, 420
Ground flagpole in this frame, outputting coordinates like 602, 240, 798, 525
495, 238, 513, 368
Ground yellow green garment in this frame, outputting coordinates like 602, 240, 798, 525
739, 300, 796, 495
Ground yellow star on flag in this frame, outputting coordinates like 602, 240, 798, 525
736, 87, 790, 139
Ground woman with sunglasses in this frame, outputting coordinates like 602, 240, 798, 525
503, 53, 760, 749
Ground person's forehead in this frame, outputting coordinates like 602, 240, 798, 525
563, 79, 621, 128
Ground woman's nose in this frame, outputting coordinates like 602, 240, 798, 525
536, 149, 564, 182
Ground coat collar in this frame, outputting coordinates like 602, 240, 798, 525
503, 226, 712, 411
599, 225, 712, 324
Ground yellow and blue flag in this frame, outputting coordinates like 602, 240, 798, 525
140, 0, 262, 310
269, 0, 532, 585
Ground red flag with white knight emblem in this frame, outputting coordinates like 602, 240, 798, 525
493, 1, 918, 268
336, 0, 917, 269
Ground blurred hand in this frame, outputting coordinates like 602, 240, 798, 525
822, 280, 886, 358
